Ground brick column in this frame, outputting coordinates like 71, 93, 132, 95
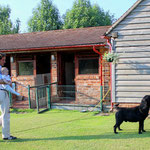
51, 52, 58, 83
11, 55, 17, 78
51, 52, 58, 101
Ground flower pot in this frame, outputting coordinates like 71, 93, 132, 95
106, 57, 114, 62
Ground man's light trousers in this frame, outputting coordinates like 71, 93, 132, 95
0, 90, 10, 138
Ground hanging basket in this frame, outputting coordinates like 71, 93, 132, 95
104, 52, 119, 63
106, 57, 114, 62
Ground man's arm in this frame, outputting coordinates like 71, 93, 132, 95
0, 79, 5, 84
0, 79, 11, 85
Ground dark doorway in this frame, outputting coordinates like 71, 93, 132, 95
36, 54, 51, 85
61, 53, 75, 85
59, 52, 75, 99
36, 54, 50, 74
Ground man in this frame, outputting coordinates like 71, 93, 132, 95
0, 52, 17, 140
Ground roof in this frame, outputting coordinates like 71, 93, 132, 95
105, 0, 144, 36
0, 26, 110, 51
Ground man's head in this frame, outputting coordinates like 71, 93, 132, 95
1, 67, 9, 76
0, 53, 6, 66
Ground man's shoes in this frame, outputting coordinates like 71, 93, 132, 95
3, 136, 17, 140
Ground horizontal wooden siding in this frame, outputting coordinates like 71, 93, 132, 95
112, 0, 150, 103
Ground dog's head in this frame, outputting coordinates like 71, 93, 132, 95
141, 95, 150, 109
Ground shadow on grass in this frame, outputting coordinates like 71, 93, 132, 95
3, 131, 150, 142
10, 117, 96, 134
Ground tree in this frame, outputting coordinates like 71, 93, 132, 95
28, 0, 62, 32
63, 0, 115, 29
91, 4, 114, 26
11, 18, 21, 34
0, 5, 20, 35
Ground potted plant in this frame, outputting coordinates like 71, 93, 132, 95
103, 52, 119, 63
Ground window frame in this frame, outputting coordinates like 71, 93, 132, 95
17, 60, 34, 76
76, 56, 100, 75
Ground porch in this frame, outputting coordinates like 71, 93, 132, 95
9, 49, 111, 111
12, 82, 111, 112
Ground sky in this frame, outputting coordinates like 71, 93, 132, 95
0, 0, 138, 33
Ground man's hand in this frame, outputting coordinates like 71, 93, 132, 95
7, 81, 12, 86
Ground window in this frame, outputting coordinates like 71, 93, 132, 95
18, 61, 33, 75
78, 58, 99, 74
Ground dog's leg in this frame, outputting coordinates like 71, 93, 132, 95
114, 124, 118, 134
118, 126, 123, 131
139, 121, 143, 134
114, 112, 123, 134
114, 121, 123, 134
141, 120, 146, 132
114, 114, 118, 134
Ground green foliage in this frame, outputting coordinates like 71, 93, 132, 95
0, 5, 20, 35
103, 52, 120, 63
11, 18, 21, 34
91, 4, 114, 26
63, 0, 115, 29
28, 0, 62, 32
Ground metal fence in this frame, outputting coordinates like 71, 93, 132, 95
10, 78, 110, 112
34, 73, 51, 86
28, 84, 51, 113
50, 84, 107, 112
28, 83, 106, 112
9, 73, 51, 108
10, 72, 110, 112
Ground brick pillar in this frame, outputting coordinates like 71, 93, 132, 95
51, 52, 58, 100
51, 52, 58, 83
11, 55, 17, 78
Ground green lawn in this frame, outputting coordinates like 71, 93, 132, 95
1, 109, 150, 150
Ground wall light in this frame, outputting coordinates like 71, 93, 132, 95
10, 56, 14, 63
51, 54, 56, 61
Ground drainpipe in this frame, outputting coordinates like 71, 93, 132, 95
102, 36, 113, 110
93, 46, 103, 111
108, 38, 113, 110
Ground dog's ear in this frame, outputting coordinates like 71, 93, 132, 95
144, 95, 150, 107
113, 103, 120, 110
140, 102, 147, 110
140, 97, 148, 110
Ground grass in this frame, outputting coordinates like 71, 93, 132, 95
1, 109, 150, 150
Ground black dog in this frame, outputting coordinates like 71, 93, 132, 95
114, 95, 150, 134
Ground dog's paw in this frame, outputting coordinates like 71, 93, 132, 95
114, 132, 118, 134
139, 132, 142, 134
142, 130, 146, 132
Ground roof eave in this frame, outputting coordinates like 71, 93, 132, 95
105, 0, 144, 36
1, 44, 107, 54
